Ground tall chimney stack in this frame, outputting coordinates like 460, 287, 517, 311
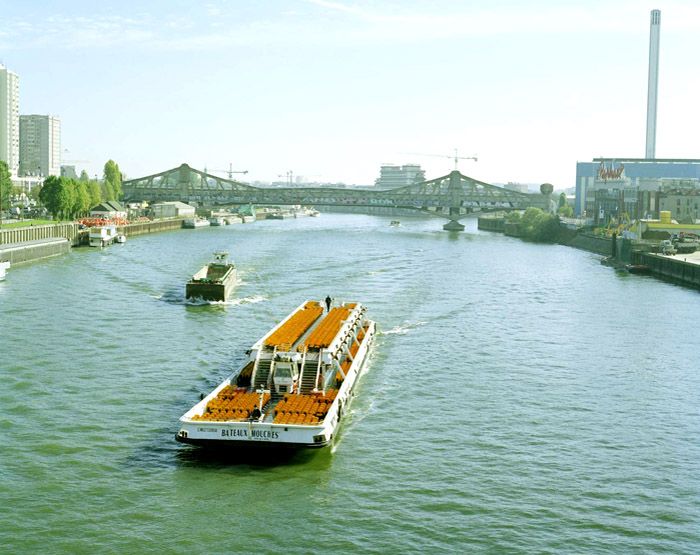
645, 9, 661, 159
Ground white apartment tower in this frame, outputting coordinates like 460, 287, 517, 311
19, 115, 61, 177
645, 9, 661, 159
0, 64, 20, 176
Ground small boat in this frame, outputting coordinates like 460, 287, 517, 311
309, 209, 320, 217
209, 217, 225, 226
116, 234, 127, 244
186, 251, 237, 302
89, 225, 118, 247
175, 300, 376, 449
183, 218, 211, 229
390, 220, 401, 227
0, 260, 10, 281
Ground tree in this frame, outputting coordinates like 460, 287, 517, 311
29, 183, 42, 203
0, 161, 11, 214
540, 183, 554, 195
103, 160, 122, 200
505, 211, 522, 223
79, 170, 90, 182
87, 180, 102, 207
55, 178, 76, 220
557, 192, 574, 217
558, 192, 567, 209
517, 207, 561, 243
73, 181, 91, 217
39, 176, 78, 220
102, 180, 115, 202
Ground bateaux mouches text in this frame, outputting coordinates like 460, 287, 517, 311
221, 428, 280, 440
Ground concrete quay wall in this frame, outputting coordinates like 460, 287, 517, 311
0, 223, 81, 246
633, 252, 700, 288
0, 238, 71, 265
477, 216, 505, 232
119, 218, 185, 237
563, 232, 613, 256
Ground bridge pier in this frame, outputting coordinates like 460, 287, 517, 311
443, 220, 465, 231
443, 202, 464, 231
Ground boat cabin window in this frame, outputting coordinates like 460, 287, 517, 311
276, 365, 292, 378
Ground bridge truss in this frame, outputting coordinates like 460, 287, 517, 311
122, 164, 550, 220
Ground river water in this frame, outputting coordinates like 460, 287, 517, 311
0, 214, 698, 553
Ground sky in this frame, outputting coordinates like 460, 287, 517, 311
2, 0, 700, 188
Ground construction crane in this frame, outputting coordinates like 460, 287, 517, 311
207, 163, 249, 179
278, 170, 294, 186
408, 148, 478, 170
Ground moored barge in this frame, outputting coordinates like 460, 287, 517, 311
176, 300, 376, 449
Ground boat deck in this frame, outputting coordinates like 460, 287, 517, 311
302, 306, 352, 349
264, 300, 324, 349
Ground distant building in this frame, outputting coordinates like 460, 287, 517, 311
659, 190, 700, 224
61, 165, 78, 179
151, 201, 195, 219
374, 164, 425, 189
575, 158, 700, 217
19, 114, 61, 177
0, 64, 20, 177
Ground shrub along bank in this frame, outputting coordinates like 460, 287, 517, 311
506, 208, 561, 243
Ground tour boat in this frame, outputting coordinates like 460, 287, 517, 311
176, 300, 376, 449
0, 260, 9, 281
185, 251, 237, 302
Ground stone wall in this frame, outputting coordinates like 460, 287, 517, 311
0, 238, 71, 264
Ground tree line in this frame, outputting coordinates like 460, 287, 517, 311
506, 208, 561, 242
38, 160, 123, 220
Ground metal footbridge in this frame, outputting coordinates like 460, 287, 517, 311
122, 163, 551, 230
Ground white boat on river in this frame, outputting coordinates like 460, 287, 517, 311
176, 300, 376, 449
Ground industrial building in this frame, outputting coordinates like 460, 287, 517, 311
574, 10, 700, 222
575, 158, 700, 219
151, 201, 195, 219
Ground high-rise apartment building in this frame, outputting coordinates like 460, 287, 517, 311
0, 64, 20, 176
19, 115, 61, 177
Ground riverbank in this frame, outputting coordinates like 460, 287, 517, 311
0, 218, 186, 265
478, 213, 700, 289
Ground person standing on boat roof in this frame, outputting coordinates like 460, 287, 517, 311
325, 296, 332, 312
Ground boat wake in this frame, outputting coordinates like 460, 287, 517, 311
184, 294, 267, 306
226, 294, 267, 306
155, 292, 267, 306
381, 321, 426, 336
